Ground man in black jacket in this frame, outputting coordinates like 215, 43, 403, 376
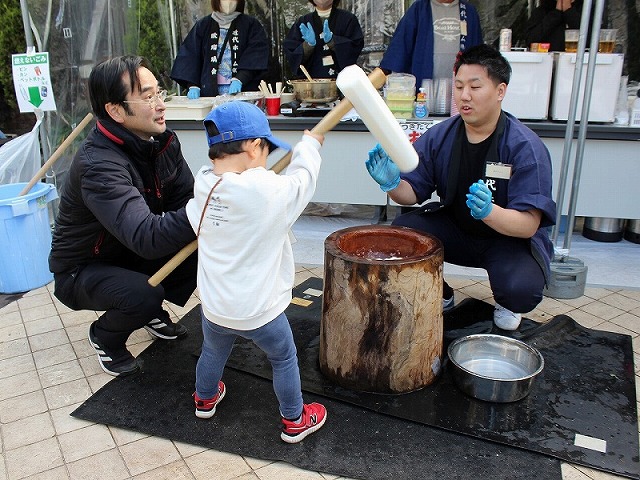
49, 56, 197, 376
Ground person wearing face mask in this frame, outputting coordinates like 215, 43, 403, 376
171, 0, 269, 97
283, 0, 364, 79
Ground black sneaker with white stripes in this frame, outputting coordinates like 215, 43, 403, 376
144, 316, 188, 340
88, 322, 140, 377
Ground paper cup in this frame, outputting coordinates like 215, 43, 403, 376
266, 96, 281, 116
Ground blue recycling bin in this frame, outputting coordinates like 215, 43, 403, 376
0, 182, 58, 294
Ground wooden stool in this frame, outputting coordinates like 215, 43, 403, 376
320, 225, 444, 393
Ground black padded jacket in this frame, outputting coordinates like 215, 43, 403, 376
49, 118, 196, 274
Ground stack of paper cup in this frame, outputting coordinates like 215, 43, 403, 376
434, 78, 451, 115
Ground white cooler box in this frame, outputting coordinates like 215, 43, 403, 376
550, 52, 623, 123
502, 52, 553, 120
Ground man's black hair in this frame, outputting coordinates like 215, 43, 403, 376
88, 55, 154, 119
454, 44, 512, 85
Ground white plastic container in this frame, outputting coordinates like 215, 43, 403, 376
501, 52, 553, 120
385, 73, 416, 119
164, 97, 215, 120
549, 53, 624, 123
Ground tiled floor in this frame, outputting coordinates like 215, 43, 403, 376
1, 220, 639, 479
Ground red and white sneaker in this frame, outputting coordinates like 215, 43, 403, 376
193, 381, 226, 419
280, 402, 327, 443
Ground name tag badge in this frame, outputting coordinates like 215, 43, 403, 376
460, 20, 468, 36
322, 55, 334, 66
485, 162, 512, 180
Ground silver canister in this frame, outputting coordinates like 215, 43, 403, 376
499, 28, 512, 52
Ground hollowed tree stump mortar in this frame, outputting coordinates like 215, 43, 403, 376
320, 225, 444, 393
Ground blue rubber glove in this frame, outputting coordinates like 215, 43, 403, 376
187, 86, 200, 99
228, 79, 242, 94
300, 22, 316, 46
466, 179, 493, 220
365, 144, 401, 192
322, 19, 333, 43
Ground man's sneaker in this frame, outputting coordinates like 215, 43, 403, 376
443, 282, 455, 312
144, 317, 187, 340
281, 403, 327, 444
193, 381, 226, 419
88, 322, 140, 377
493, 303, 522, 331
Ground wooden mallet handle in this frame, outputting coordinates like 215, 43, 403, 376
148, 68, 388, 287
19, 113, 94, 196
147, 239, 198, 287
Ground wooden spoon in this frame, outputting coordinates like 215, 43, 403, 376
299, 65, 314, 82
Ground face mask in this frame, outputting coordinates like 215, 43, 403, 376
314, 0, 333, 10
219, 0, 237, 14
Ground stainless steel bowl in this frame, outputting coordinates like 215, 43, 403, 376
448, 334, 544, 403
289, 79, 338, 103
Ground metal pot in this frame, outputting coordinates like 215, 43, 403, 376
289, 79, 338, 103
447, 334, 544, 403
583, 217, 625, 242
624, 219, 640, 244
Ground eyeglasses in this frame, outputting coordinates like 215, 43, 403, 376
123, 90, 168, 108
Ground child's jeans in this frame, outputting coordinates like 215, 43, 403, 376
195, 309, 304, 420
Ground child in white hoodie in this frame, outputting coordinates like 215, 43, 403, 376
185, 101, 327, 443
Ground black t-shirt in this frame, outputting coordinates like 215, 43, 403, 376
448, 130, 499, 237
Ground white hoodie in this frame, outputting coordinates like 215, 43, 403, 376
186, 134, 322, 330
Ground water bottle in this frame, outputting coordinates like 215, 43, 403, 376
614, 76, 629, 125
414, 87, 428, 118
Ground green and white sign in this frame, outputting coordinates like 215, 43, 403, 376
12, 52, 57, 113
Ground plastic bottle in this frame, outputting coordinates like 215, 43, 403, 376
630, 89, 640, 127
614, 76, 629, 125
414, 87, 428, 118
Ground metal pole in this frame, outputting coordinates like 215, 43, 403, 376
19, 0, 52, 181
168, 0, 178, 65
19, 0, 34, 48
550, 0, 593, 250
563, 0, 606, 251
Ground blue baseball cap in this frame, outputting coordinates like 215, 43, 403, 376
204, 101, 291, 152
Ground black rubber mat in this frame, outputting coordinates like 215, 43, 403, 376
71, 282, 563, 480
224, 277, 639, 479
